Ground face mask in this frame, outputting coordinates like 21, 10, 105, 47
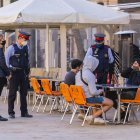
133, 66, 139, 71
72, 69, 77, 72
96, 43, 103, 48
1, 40, 6, 45
21, 41, 27, 46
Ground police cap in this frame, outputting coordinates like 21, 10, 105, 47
94, 33, 106, 43
18, 31, 31, 40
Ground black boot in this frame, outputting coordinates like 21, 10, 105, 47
121, 112, 126, 120
121, 111, 129, 121
0, 116, 8, 121
9, 113, 15, 118
21, 113, 33, 118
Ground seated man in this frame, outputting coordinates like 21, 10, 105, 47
121, 58, 140, 88
76, 55, 113, 125
64, 59, 82, 87
106, 58, 140, 121
121, 58, 140, 106
64, 59, 85, 120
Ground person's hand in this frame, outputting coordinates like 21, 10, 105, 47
8, 75, 12, 80
99, 89, 104, 95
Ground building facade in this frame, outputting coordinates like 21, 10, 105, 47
88, 0, 140, 5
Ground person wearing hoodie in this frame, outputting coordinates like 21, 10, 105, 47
64, 59, 91, 120
76, 55, 113, 124
0, 34, 11, 121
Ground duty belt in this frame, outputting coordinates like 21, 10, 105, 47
10, 67, 25, 72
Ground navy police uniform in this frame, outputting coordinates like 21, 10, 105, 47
84, 33, 114, 84
5, 31, 32, 117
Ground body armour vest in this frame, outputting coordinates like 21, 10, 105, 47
10, 43, 29, 69
92, 44, 109, 71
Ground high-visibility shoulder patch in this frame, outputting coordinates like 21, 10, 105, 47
91, 45, 96, 49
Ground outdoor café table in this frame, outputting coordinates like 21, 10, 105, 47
29, 76, 62, 87
96, 84, 140, 124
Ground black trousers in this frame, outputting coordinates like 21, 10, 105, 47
106, 91, 118, 109
0, 77, 7, 96
106, 91, 136, 110
97, 72, 107, 84
8, 71, 28, 115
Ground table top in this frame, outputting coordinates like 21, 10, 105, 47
96, 84, 140, 89
29, 76, 61, 82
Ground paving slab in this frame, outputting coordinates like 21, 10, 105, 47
0, 100, 140, 140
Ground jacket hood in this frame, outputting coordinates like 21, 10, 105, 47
83, 55, 99, 72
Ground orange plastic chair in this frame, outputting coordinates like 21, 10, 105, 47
60, 83, 75, 121
41, 79, 62, 114
70, 85, 106, 126
121, 88, 140, 124
113, 87, 140, 124
31, 78, 46, 112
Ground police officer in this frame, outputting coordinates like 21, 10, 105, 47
84, 33, 114, 84
5, 31, 33, 118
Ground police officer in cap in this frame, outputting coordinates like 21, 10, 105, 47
5, 31, 33, 118
84, 33, 114, 84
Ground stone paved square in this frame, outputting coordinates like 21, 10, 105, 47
0, 100, 140, 140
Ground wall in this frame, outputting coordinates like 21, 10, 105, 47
3, 0, 10, 6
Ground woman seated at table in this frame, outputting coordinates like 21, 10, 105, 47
76, 55, 113, 125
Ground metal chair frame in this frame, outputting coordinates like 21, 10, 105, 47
41, 79, 62, 115
60, 84, 79, 123
31, 78, 47, 113
113, 102, 138, 124
70, 85, 106, 127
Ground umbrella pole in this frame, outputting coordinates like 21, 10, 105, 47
35, 29, 37, 68
46, 24, 49, 72
60, 24, 67, 81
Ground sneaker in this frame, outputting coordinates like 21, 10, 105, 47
86, 116, 94, 125
77, 114, 85, 121
104, 119, 109, 123
94, 118, 106, 125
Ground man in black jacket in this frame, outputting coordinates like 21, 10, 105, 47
106, 59, 140, 121
121, 59, 140, 86
121, 58, 140, 99
0, 34, 11, 121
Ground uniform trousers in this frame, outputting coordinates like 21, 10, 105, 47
8, 71, 28, 115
